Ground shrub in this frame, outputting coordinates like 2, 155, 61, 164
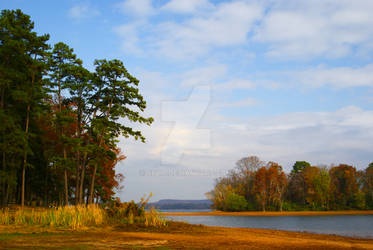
105, 195, 167, 227
106, 198, 145, 223
224, 193, 248, 212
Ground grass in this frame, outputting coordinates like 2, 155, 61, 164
1, 205, 104, 229
144, 207, 167, 227
0, 204, 167, 229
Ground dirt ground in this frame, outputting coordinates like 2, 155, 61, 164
0, 222, 372, 249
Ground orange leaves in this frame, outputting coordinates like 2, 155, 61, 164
329, 164, 359, 209
253, 162, 287, 211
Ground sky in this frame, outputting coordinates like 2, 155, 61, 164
2, 0, 373, 202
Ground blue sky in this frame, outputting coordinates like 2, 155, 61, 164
2, 0, 373, 201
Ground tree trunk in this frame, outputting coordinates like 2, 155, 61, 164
0, 88, 4, 108
75, 116, 82, 205
64, 149, 68, 206
5, 182, 10, 207
2, 151, 5, 206
88, 98, 113, 204
88, 163, 97, 204
21, 104, 31, 208
75, 151, 80, 205
1, 88, 5, 206
79, 152, 87, 205
64, 168, 68, 206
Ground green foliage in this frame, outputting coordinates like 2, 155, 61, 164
223, 193, 248, 212
312, 168, 330, 210
354, 191, 366, 210
292, 161, 311, 173
281, 202, 307, 211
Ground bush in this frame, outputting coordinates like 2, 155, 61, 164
106, 198, 145, 223
105, 196, 167, 227
224, 193, 248, 212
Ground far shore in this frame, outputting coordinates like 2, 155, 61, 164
161, 210, 373, 216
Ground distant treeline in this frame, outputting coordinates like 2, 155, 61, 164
206, 156, 373, 211
0, 10, 152, 207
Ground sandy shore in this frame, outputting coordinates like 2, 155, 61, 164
0, 222, 372, 249
161, 210, 373, 216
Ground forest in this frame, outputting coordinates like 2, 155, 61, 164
207, 156, 373, 211
0, 9, 153, 207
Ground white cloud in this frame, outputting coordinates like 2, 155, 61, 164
154, 1, 263, 59
114, 0, 373, 60
217, 98, 258, 108
161, 86, 211, 164
161, 0, 212, 14
214, 105, 373, 169
68, 3, 100, 20
115, 0, 264, 60
292, 64, 373, 88
180, 65, 227, 87
254, 0, 373, 59
114, 22, 144, 54
215, 79, 256, 90
118, 0, 154, 17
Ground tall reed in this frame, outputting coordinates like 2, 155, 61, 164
144, 207, 167, 227
0, 205, 104, 229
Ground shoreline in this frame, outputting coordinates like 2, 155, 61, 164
161, 210, 373, 216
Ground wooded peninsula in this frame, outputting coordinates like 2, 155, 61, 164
207, 156, 373, 212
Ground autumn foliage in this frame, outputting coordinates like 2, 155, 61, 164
208, 156, 373, 211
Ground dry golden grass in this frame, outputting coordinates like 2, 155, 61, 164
144, 207, 167, 227
0, 205, 104, 229
0, 205, 167, 230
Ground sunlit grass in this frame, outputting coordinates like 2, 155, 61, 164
144, 207, 167, 227
0, 205, 104, 229
0, 204, 167, 229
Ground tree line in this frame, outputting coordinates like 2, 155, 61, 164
0, 9, 153, 207
207, 156, 373, 211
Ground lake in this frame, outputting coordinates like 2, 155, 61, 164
165, 213, 373, 238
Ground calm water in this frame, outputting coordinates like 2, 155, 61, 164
165, 214, 373, 238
